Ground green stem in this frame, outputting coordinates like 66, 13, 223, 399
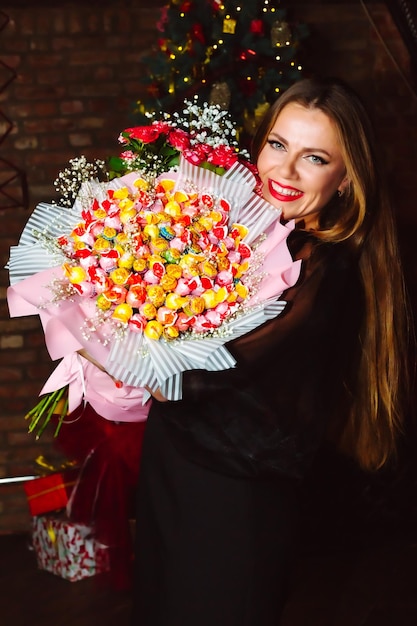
35, 386, 67, 440
53, 396, 69, 438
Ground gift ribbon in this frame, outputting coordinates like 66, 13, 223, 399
26, 481, 78, 501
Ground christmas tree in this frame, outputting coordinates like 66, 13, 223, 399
136, 0, 308, 138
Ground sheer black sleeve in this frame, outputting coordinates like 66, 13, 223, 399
153, 231, 363, 479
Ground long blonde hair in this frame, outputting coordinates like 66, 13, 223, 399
252, 77, 413, 471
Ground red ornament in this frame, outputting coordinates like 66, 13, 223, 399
210, 0, 223, 10
250, 19, 264, 35
180, 1, 192, 12
191, 23, 205, 44
239, 49, 256, 61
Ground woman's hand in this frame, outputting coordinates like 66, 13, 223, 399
145, 386, 168, 402
77, 349, 123, 387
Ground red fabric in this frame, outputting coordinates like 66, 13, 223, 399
52, 404, 145, 589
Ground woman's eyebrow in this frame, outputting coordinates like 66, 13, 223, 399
268, 131, 332, 158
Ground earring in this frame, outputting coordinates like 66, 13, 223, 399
337, 189, 343, 197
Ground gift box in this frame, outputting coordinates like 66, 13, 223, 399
24, 470, 78, 516
31, 514, 109, 581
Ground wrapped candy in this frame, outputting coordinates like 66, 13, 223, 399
7, 157, 301, 401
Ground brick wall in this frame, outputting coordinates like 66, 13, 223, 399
0, 0, 164, 532
0, 1, 416, 533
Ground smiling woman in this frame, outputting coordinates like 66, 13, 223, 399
132, 77, 413, 626
256, 102, 349, 228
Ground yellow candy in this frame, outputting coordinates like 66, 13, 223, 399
227, 291, 238, 303
118, 253, 134, 269
93, 208, 107, 220
148, 254, 165, 268
232, 223, 249, 239
159, 178, 176, 192
93, 237, 111, 252
145, 212, 160, 225
119, 198, 134, 211
234, 261, 250, 279
96, 294, 113, 311
166, 263, 182, 279
143, 224, 159, 240
113, 244, 126, 255
165, 293, 187, 310
112, 303, 133, 323
147, 285, 165, 307
151, 238, 169, 254
160, 274, 178, 291
164, 200, 181, 217
201, 287, 228, 308
110, 267, 130, 285
116, 233, 129, 245
163, 325, 180, 340
180, 253, 203, 268
235, 282, 249, 299
200, 289, 218, 309
216, 287, 228, 302
74, 241, 87, 251
120, 208, 136, 224
141, 303, 157, 319
209, 210, 222, 223
62, 264, 86, 284
113, 187, 129, 199
102, 226, 117, 240
144, 320, 163, 340
217, 256, 231, 271
133, 258, 147, 272
199, 261, 217, 278
184, 296, 205, 315
197, 216, 214, 231
133, 178, 150, 191
174, 190, 189, 203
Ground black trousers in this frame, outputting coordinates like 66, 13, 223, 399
132, 411, 299, 626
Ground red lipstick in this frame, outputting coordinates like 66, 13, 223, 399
268, 179, 303, 202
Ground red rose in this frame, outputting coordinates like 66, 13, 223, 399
182, 144, 207, 165
152, 121, 173, 134
206, 144, 238, 169
124, 126, 161, 143
167, 128, 191, 151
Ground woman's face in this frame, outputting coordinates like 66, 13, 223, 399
256, 102, 349, 228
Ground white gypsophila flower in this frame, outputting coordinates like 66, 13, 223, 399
53, 156, 108, 207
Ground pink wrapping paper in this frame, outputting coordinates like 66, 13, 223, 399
7, 268, 150, 422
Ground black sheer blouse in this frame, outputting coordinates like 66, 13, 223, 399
150, 229, 364, 481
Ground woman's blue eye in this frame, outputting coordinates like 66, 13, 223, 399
267, 139, 284, 150
307, 154, 328, 165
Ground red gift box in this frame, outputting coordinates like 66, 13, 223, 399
24, 470, 78, 516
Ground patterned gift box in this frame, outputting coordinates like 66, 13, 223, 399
24, 470, 78, 516
32, 515, 109, 581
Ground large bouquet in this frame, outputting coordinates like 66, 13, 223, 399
7, 99, 301, 414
